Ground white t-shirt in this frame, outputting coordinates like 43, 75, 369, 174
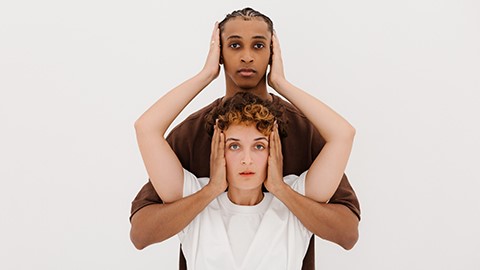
178, 169, 313, 270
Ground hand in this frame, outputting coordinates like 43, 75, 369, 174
264, 123, 286, 194
208, 123, 228, 194
201, 22, 222, 80
267, 32, 287, 90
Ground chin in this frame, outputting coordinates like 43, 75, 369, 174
231, 181, 264, 191
236, 82, 260, 91
234, 76, 262, 87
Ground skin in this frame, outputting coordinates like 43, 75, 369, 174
224, 124, 269, 206
266, 34, 358, 249
131, 18, 359, 251
221, 17, 272, 100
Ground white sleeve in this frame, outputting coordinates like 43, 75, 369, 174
182, 169, 201, 197
283, 171, 313, 240
178, 169, 209, 242
283, 171, 308, 195
182, 169, 210, 197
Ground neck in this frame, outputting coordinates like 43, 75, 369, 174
224, 76, 272, 101
227, 187, 264, 206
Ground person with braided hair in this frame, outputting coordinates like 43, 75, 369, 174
130, 7, 360, 269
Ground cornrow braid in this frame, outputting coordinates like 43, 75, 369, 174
219, 7, 274, 33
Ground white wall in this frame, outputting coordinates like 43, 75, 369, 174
1, 1, 479, 269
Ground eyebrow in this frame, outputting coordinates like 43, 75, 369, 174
226, 35, 268, 41
225, 137, 268, 142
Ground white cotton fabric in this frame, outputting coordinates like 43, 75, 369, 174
178, 169, 312, 270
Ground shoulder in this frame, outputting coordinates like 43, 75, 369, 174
166, 97, 222, 139
271, 94, 308, 120
270, 93, 320, 140
271, 94, 314, 130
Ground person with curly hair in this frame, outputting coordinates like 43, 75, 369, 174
131, 7, 360, 269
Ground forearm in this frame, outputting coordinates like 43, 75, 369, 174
130, 185, 220, 250
272, 184, 359, 250
135, 23, 219, 134
272, 78, 355, 141
134, 71, 217, 202
272, 78, 355, 202
135, 71, 215, 134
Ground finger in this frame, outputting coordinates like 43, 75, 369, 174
272, 129, 278, 159
214, 22, 220, 43
210, 21, 220, 47
219, 131, 225, 158
272, 34, 283, 62
272, 32, 281, 51
271, 129, 277, 159
277, 126, 282, 158
211, 124, 219, 158
269, 130, 276, 158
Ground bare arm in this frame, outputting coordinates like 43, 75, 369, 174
131, 23, 226, 247
266, 124, 358, 249
134, 23, 221, 203
131, 124, 227, 249
130, 184, 220, 249
268, 33, 355, 202
265, 33, 358, 249
267, 187, 358, 250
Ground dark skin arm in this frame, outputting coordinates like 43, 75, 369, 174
265, 34, 359, 249
130, 184, 221, 250
271, 187, 358, 249
266, 125, 358, 249
131, 26, 359, 251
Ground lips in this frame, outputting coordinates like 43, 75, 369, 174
238, 68, 256, 77
239, 171, 255, 176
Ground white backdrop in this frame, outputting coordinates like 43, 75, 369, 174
1, 1, 479, 269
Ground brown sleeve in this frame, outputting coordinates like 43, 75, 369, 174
130, 180, 162, 220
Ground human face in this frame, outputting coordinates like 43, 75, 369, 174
221, 17, 272, 92
224, 123, 269, 191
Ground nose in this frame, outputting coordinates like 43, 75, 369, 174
241, 150, 253, 165
241, 49, 254, 63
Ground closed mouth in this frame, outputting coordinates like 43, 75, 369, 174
238, 68, 256, 76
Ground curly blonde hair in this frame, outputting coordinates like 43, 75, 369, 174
218, 103, 275, 135
205, 92, 287, 137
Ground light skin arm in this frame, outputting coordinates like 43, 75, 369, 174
131, 125, 227, 249
131, 23, 227, 249
134, 23, 222, 203
264, 33, 359, 249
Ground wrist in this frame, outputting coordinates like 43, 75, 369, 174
204, 180, 226, 198
199, 66, 219, 82
270, 77, 289, 92
195, 69, 214, 83
266, 180, 289, 197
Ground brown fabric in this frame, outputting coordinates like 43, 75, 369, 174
130, 94, 361, 269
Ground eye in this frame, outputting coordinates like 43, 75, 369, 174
229, 144, 240, 150
254, 43, 265, 49
229, 43, 241, 49
254, 144, 265, 150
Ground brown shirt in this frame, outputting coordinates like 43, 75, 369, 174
131, 94, 361, 270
